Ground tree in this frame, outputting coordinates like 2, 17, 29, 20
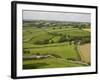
34, 39, 49, 45
23, 49, 30, 54
59, 35, 67, 42
50, 40, 54, 43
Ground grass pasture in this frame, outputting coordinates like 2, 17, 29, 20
23, 21, 91, 69
23, 57, 86, 69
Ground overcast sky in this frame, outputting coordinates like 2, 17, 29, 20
23, 10, 91, 22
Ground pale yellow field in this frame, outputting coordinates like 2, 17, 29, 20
83, 29, 91, 32
79, 43, 91, 64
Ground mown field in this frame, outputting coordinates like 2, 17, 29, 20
23, 21, 91, 69
79, 43, 91, 64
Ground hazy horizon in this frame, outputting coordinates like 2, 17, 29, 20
23, 10, 91, 23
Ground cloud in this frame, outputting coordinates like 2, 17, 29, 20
23, 10, 91, 22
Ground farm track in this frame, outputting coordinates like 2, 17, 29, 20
52, 56, 89, 66
75, 43, 91, 64
23, 54, 89, 66
66, 60, 89, 66
74, 44, 81, 61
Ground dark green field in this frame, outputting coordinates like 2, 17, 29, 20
23, 20, 91, 69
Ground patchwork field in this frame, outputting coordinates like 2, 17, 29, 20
23, 21, 91, 69
83, 29, 91, 32
79, 43, 91, 64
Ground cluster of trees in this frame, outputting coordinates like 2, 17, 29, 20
34, 39, 50, 45
58, 34, 90, 44
33, 33, 90, 45
72, 23, 90, 30
23, 20, 90, 29
49, 32, 90, 44
23, 49, 30, 54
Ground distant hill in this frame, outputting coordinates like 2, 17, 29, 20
23, 20, 90, 28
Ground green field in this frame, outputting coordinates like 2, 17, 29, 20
23, 21, 91, 69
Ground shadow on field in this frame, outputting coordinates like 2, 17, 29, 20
23, 62, 49, 69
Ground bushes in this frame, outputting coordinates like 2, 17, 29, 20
23, 49, 30, 54
34, 39, 50, 45
49, 40, 54, 43
67, 58, 79, 61
51, 54, 62, 58
80, 37, 90, 44
58, 34, 90, 44
33, 35, 90, 45
58, 35, 67, 42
